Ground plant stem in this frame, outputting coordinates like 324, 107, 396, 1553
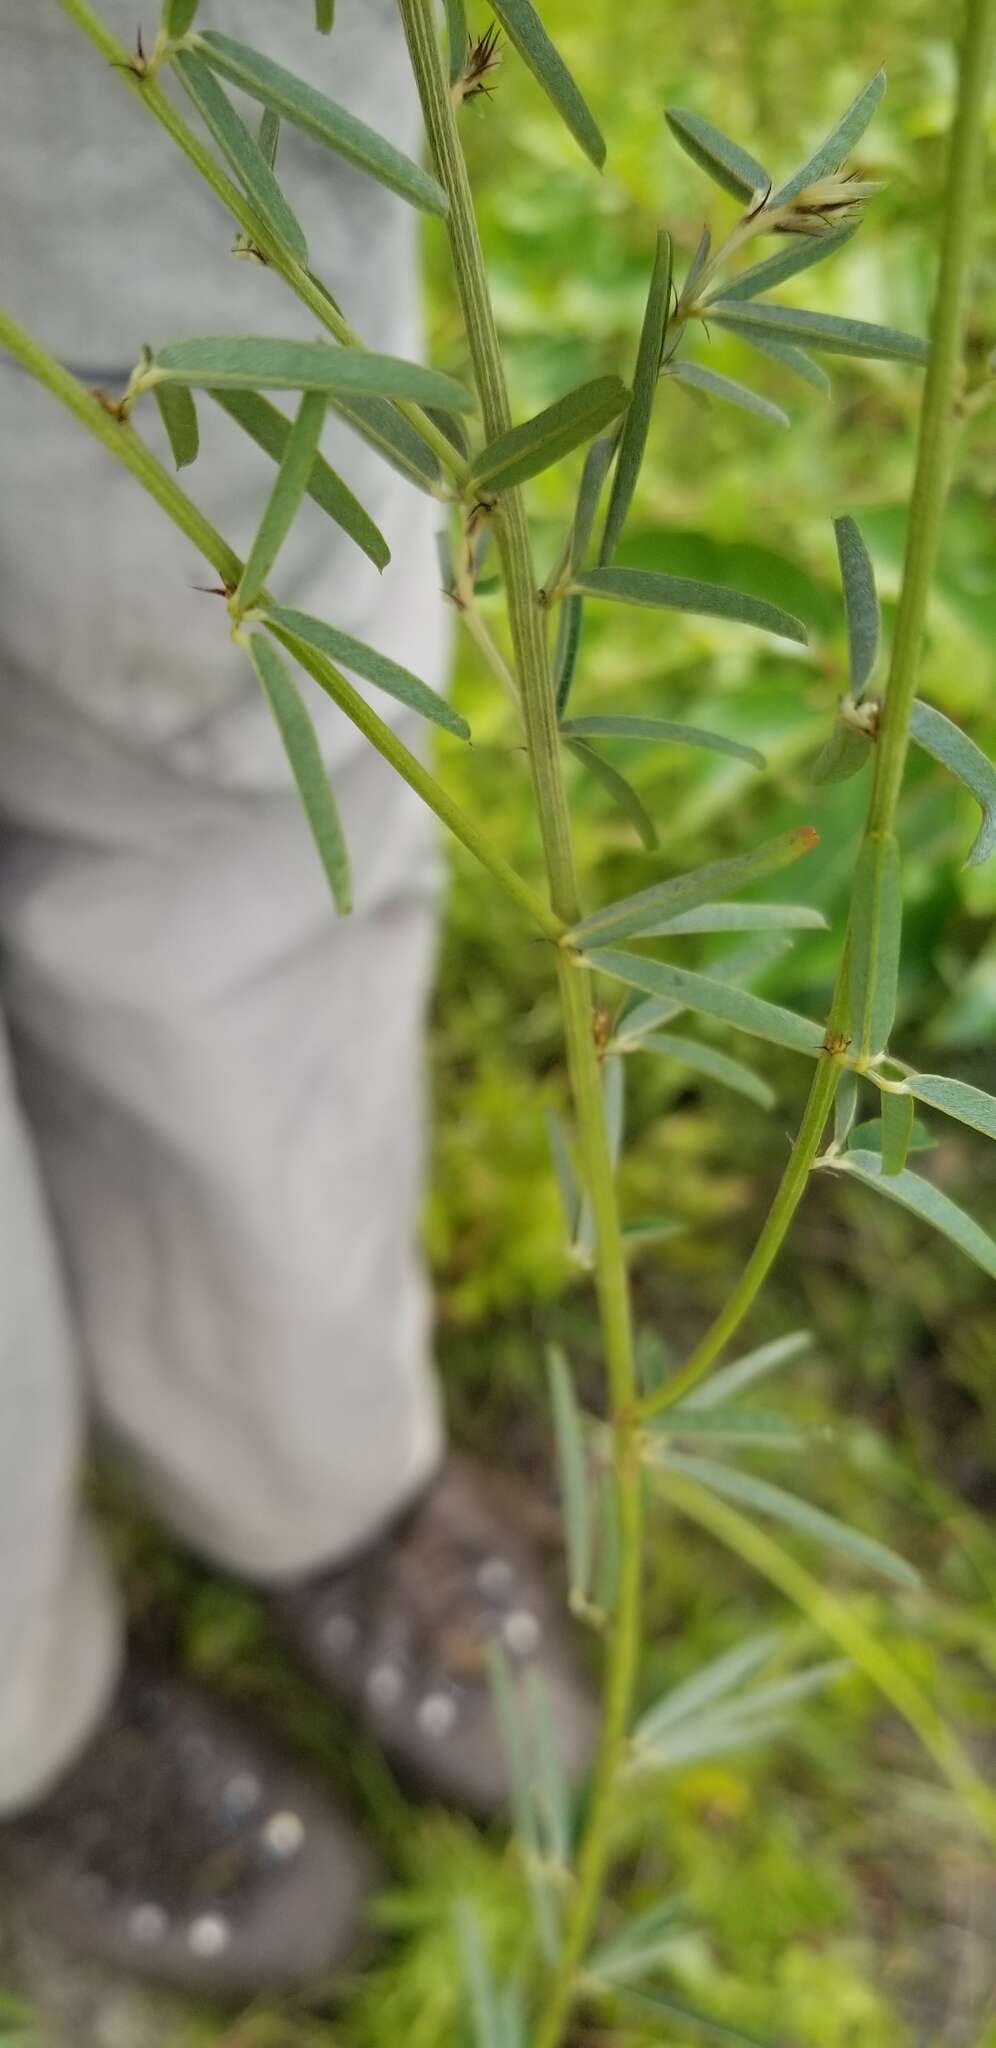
641, 0, 994, 1419
53, 0, 468, 490
0, 306, 560, 943
394, 8, 642, 2037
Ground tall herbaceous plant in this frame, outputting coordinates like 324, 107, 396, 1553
3, 0, 994, 2040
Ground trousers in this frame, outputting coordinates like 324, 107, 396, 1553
0, 0, 448, 1811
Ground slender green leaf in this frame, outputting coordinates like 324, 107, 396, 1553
195, 31, 449, 215
834, 515, 880, 698
663, 1451, 920, 1587
588, 1900, 690, 1985
636, 1665, 847, 1768
600, 231, 672, 562
709, 299, 928, 364
314, 0, 334, 30
732, 327, 831, 390
635, 1031, 775, 1111
668, 359, 789, 428
636, 1630, 783, 1744
908, 698, 996, 867
835, 1067, 860, 1146
328, 391, 441, 494
173, 51, 308, 265
470, 376, 628, 494
568, 433, 618, 573
650, 1405, 806, 1447
680, 225, 711, 304
615, 1986, 777, 2047
547, 1346, 592, 1603
163, 0, 199, 34
715, 222, 858, 303
836, 1152, 996, 1280
151, 336, 474, 410
613, 935, 795, 1045
685, 1330, 814, 1408
880, 1089, 916, 1175
545, 1107, 582, 1241
210, 389, 389, 571
153, 382, 199, 469
811, 716, 872, 784
849, 832, 902, 1058
486, 1648, 559, 1955
566, 738, 658, 850
445, 0, 468, 83
646, 902, 827, 936
848, 1115, 932, 1155
236, 390, 326, 610
488, 0, 605, 167
265, 604, 470, 739
594, 1468, 621, 1614
664, 107, 768, 201
554, 596, 585, 719
905, 1072, 996, 1143
455, 1904, 503, 2048
524, 1669, 572, 1865
562, 713, 764, 770
588, 949, 826, 1056
771, 70, 887, 207
574, 565, 807, 644
571, 827, 819, 949
576, 1057, 625, 1261
258, 107, 280, 168
247, 635, 351, 915
623, 1217, 684, 1253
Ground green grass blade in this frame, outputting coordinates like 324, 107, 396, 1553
908, 698, 996, 867
445, 0, 468, 83
235, 390, 326, 610
574, 565, 807, 644
664, 107, 768, 201
195, 30, 449, 215
684, 1330, 814, 1408
905, 1072, 996, 1143
662, 1450, 920, 1586
247, 635, 351, 915
561, 713, 764, 770
265, 605, 470, 739
646, 902, 826, 936
471, 375, 628, 493
151, 337, 474, 410
455, 1904, 503, 2048
771, 70, 887, 207
489, 0, 606, 167
880, 1089, 916, 1175
565, 738, 658, 850
715, 222, 858, 303
571, 826, 819, 949
848, 832, 902, 1058
587, 950, 826, 1057
709, 300, 928, 364
587, 1899, 689, 1985
209, 389, 389, 571
173, 50, 308, 265
668, 360, 789, 428
547, 1345, 592, 1604
153, 382, 199, 469
839, 1151, 996, 1280
834, 515, 880, 698
600, 230, 672, 562
554, 596, 585, 720
635, 1031, 776, 1111
613, 936, 794, 1045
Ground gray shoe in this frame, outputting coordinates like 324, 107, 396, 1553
271, 1454, 599, 1818
0, 1666, 377, 2001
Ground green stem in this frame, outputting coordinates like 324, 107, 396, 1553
0, 306, 559, 943
53, 0, 468, 490
394, 9, 642, 2038
641, 0, 994, 1420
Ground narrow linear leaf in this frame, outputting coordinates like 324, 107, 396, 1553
455, 1904, 503, 2048
838, 1152, 996, 1281
486, 1649, 559, 1956
714, 222, 858, 304
613, 934, 796, 1045
314, 0, 334, 30
545, 1107, 582, 1242
588, 1899, 690, 1985
680, 225, 712, 305
568, 433, 618, 573
258, 107, 280, 168
668, 360, 789, 428
685, 1330, 814, 1408
623, 1217, 684, 1253
664, 106, 768, 202
195, 31, 449, 216
163, 0, 199, 32
847, 1115, 932, 1155
908, 698, 996, 867
636, 1630, 783, 1744
600, 230, 672, 563
210, 389, 389, 571
646, 902, 827, 936
328, 391, 441, 494
594, 1468, 621, 1614
635, 1031, 776, 1111
153, 382, 199, 469
554, 596, 585, 720
236, 390, 326, 610
575, 1056, 625, 1260
445, 0, 468, 84
649, 1405, 805, 1447
265, 604, 470, 739
811, 716, 872, 785
771, 70, 887, 207
834, 515, 880, 698
662, 1451, 920, 1587
471, 375, 628, 494
524, 1669, 572, 1866
247, 635, 351, 915
562, 713, 764, 770
574, 565, 807, 645
173, 51, 308, 266
635, 1665, 848, 1769
732, 327, 831, 391
905, 1072, 996, 1143
571, 826, 819, 949
835, 1068, 860, 1146
614, 1986, 777, 2048
849, 831, 902, 1058
151, 337, 474, 411
880, 1089, 916, 1175
588, 948, 826, 1056
709, 300, 928, 365
566, 739, 658, 850
547, 1346, 592, 1603
489, 0, 605, 168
